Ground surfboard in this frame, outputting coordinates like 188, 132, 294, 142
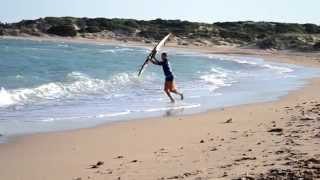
138, 33, 171, 77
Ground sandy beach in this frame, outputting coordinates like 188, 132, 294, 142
0, 36, 320, 180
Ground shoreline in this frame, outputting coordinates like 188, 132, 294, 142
1, 73, 317, 144
2, 35, 320, 67
0, 36, 320, 179
1, 35, 319, 142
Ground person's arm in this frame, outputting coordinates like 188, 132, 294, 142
149, 56, 162, 65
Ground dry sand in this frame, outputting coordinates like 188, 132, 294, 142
0, 36, 320, 180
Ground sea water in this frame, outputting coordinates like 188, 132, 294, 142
0, 38, 319, 141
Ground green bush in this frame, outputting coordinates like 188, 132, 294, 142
47, 25, 77, 37
219, 30, 254, 42
314, 42, 320, 50
85, 26, 101, 33
257, 38, 278, 49
274, 23, 304, 34
303, 23, 320, 34
138, 27, 168, 40
3, 17, 320, 50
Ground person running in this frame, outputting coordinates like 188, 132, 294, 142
149, 52, 183, 103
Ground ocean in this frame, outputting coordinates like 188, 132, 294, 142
0, 38, 319, 141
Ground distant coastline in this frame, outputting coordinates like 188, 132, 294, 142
1, 17, 320, 51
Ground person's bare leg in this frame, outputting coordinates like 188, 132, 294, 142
171, 90, 184, 100
165, 90, 175, 103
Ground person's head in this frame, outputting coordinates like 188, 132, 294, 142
161, 52, 168, 60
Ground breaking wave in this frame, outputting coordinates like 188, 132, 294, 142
0, 72, 142, 108
199, 67, 234, 90
206, 55, 294, 74
99, 47, 149, 54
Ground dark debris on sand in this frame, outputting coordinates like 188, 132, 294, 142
267, 128, 283, 133
89, 161, 104, 169
234, 157, 257, 162
224, 118, 233, 123
130, 160, 138, 163
257, 167, 319, 180
236, 100, 320, 180
160, 170, 203, 180
235, 158, 320, 179
115, 155, 124, 159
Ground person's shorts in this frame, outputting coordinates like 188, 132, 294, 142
164, 76, 176, 91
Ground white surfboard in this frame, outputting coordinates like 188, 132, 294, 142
138, 33, 171, 77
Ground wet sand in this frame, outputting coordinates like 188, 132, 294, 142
0, 36, 320, 179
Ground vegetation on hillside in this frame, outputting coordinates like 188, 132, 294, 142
1, 17, 320, 50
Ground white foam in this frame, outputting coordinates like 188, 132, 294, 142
0, 88, 17, 107
100, 49, 116, 53
262, 64, 294, 74
40, 116, 86, 122
41, 118, 55, 122
95, 110, 131, 118
231, 59, 258, 65
15, 75, 24, 79
57, 44, 69, 48
199, 67, 233, 91
200, 74, 227, 86
209, 55, 261, 66
211, 55, 294, 74
0, 72, 143, 108
39, 110, 131, 122
210, 68, 228, 77
100, 47, 136, 54
144, 104, 201, 112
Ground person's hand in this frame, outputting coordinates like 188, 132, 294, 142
151, 49, 156, 54
148, 58, 154, 64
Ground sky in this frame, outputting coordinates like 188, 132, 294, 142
1, 0, 320, 24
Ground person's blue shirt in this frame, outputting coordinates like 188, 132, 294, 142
153, 58, 174, 80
